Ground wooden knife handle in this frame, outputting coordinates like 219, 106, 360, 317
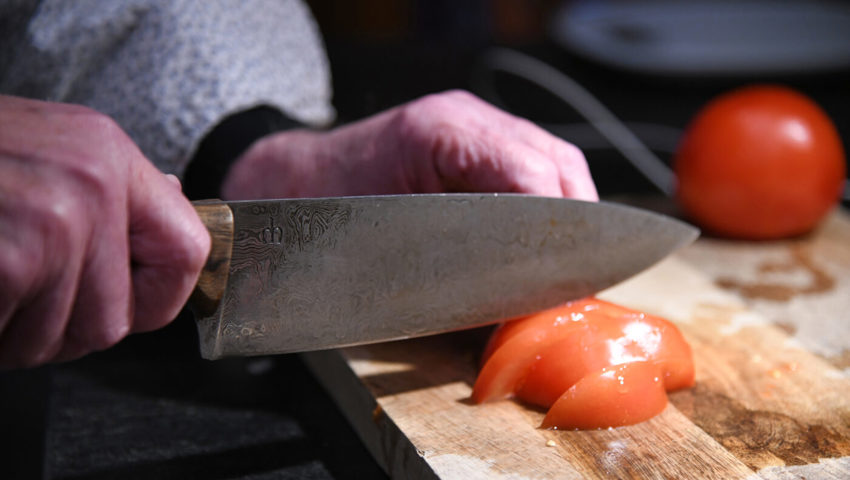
190, 200, 234, 317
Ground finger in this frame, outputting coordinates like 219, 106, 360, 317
551, 143, 599, 201
0, 163, 84, 367
0, 255, 81, 369
403, 91, 598, 200
452, 94, 599, 201
164, 173, 182, 189
431, 133, 566, 196
128, 161, 210, 333
435, 91, 554, 148
53, 210, 133, 363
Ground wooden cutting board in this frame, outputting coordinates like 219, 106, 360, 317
302, 207, 850, 479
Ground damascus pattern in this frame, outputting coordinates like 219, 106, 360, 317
195, 194, 697, 359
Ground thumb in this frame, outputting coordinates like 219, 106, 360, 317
128, 160, 211, 333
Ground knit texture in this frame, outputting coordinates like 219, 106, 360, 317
0, 0, 335, 175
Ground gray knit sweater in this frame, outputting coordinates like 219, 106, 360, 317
0, 0, 335, 175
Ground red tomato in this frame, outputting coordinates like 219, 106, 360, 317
541, 362, 668, 430
472, 302, 592, 404
515, 311, 693, 407
674, 85, 846, 240
472, 298, 633, 404
479, 298, 633, 366
472, 297, 694, 430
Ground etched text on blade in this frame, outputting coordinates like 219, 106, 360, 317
219, 200, 353, 355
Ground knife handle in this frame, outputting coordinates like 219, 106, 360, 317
190, 201, 234, 317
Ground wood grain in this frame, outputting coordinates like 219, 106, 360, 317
303, 208, 850, 479
190, 201, 234, 317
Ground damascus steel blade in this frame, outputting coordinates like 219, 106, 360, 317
195, 194, 698, 359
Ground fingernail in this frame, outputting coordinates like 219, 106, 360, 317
165, 174, 182, 190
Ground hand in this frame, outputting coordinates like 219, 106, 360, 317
0, 96, 210, 368
222, 90, 598, 201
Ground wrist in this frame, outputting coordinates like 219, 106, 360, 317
221, 129, 329, 200
182, 106, 299, 200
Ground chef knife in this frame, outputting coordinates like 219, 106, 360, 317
190, 194, 698, 359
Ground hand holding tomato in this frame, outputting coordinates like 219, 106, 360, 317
674, 85, 846, 240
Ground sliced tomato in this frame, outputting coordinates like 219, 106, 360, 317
639, 313, 695, 391
541, 361, 668, 430
473, 297, 695, 429
479, 298, 595, 366
516, 310, 693, 407
515, 326, 613, 408
472, 298, 642, 404
479, 298, 632, 366
471, 305, 591, 404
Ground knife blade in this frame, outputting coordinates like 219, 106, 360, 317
189, 194, 698, 359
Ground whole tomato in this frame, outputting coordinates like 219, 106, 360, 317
674, 85, 846, 240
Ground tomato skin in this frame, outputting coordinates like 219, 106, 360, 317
472, 299, 634, 403
471, 303, 592, 404
516, 312, 694, 407
674, 85, 845, 240
541, 362, 668, 430
478, 298, 626, 366
473, 297, 694, 430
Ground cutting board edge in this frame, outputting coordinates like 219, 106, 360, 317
301, 350, 439, 480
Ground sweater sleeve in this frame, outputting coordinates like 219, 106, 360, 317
0, 0, 335, 176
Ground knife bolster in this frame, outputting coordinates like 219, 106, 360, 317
190, 201, 234, 318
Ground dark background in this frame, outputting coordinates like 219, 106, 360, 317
3, 1, 849, 479
308, 0, 850, 198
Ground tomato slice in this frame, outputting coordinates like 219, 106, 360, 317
479, 298, 632, 366
472, 297, 695, 429
516, 311, 694, 407
471, 306, 591, 404
515, 326, 613, 408
479, 298, 594, 366
541, 361, 668, 430
472, 299, 640, 404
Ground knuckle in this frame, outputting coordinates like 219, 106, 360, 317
558, 140, 586, 162
428, 125, 472, 168
179, 226, 212, 275
75, 108, 124, 139
88, 322, 130, 352
394, 103, 466, 156
407, 90, 477, 115
36, 191, 84, 247
65, 113, 134, 194
437, 89, 478, 104
167, 210, 212, 274
0, 241, 36, 304
67, 308, 132, 354
28, 342, 62, 367
70, 155, 121, 196
0, 223, 62, 309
